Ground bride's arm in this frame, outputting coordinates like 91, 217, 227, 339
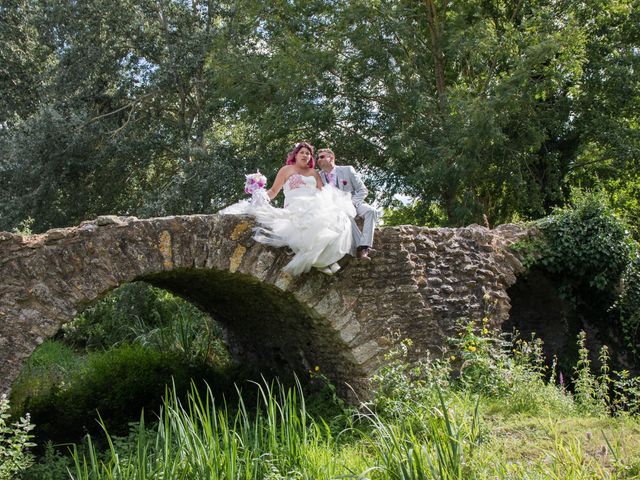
266, 166, 289, 200
313, 170, 323, 189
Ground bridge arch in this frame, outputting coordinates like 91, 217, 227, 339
0, 214, 530, 397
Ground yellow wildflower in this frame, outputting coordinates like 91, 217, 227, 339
314, 366, 320, 372
468, 345, 477, 352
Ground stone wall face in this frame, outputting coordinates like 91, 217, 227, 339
0, 215, 530, 397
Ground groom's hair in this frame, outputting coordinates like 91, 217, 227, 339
317, 148, 335, 158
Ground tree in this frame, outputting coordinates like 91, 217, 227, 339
0, 0, 245, 231
1, 0, 638, 231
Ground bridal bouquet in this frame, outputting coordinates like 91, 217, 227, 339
244, 171, 267, 195
244, 171, 269, 206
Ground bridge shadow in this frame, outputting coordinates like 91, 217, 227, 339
504, 267, 636, 375
142, 268, 353, 388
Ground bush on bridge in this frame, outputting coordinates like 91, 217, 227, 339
516, 190, 640, 360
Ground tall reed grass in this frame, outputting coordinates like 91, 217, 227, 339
69, 379, 482, 480
71, 378, 329, 479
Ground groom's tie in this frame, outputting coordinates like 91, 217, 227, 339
327, 171, 335, 186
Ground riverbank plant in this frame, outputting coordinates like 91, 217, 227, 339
0, 394, 35, 480
15, 320, 640, 479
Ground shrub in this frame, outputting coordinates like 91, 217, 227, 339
371, 338, 451, 420
21, 344, 234, 445
612, 370, 640, 416
9, 340, 80, 415
0, 394, 35, 480
527, 190, 640, 356
617, 254, 640, 355
572, 330, 640, 417
450, 318, 515, 397
449, 319, 576, 416
304, 371, 355, 435
535, 190, 633, 296
573, 331, 608, 416
22, 442, 73, 480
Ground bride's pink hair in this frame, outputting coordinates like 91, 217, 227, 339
286, 142, 315, 168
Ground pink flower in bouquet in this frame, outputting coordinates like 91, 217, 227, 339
244, 171, 267, 195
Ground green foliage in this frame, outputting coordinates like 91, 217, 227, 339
612, 370, 640, 416
16, 332, 640, 480
571, 330, 640, 418
521, 190, 640, 356
382, 200, 447, 227
360, 391, 480, 480
304, 371, 355, 435
62, 282, 229, 367
372, 326, 576, 420
535, 191, 633, 295
19, 344, 232, 445
0, 0, 54, 124
618, 254, 640, 353
9, 340, 80, 416
450, 318, 515, 397
22, 442, 73, 480
452, 321, 576, 416
371, 338, 451, 420
11, 217, 34, 236
2, 0, 639, 230
10, 282, 236, 449
69, 379, 335, 479
0, 394, 35, 480
573, 331, 608, 416
0, 0, 245, 232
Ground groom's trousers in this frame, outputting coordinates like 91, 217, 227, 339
352, 203, 378, 250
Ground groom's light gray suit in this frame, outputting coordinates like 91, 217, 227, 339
320, 165, 378, 253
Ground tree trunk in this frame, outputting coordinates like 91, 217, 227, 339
423, 0, 447, 112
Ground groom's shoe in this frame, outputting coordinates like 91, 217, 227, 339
357, 247, 372, 261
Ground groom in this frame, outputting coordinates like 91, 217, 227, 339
317, 148, 377, 260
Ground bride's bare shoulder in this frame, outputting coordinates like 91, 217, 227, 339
274, 165, 295, 178
277, 165, 296, 175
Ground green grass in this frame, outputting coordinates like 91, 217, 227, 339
9, 340, 82, 415
12, 315, 640, 480
474, 402, 640, 479
14, 372, 640, 480
52, 382, 638, 480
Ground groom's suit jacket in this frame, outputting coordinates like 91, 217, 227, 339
319, 165, 368, 207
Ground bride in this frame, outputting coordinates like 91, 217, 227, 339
220, 142, 356, 276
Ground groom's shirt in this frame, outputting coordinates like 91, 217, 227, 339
324, 168, 338, 187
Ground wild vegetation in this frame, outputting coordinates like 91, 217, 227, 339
5, 319, 640, 480
510, 191, 640, 369
2, 0, 640, 478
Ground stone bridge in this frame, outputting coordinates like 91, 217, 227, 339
0, 214, 531, 398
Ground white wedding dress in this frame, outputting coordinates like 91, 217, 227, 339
220, 173, 356, 275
